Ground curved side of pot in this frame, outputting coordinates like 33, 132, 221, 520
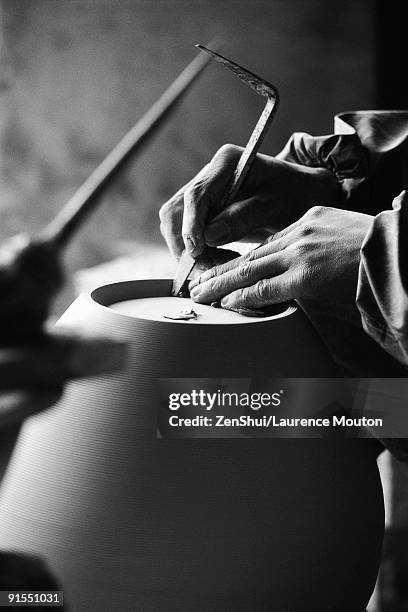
0, 281, 384, 611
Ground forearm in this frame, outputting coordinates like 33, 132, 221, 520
304, 166, 345, 208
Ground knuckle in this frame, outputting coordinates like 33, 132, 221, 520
213, 143, 242, 164
184, 184, 196, 201
308, 205, 325, 217
299, 260, 310, 276
299, 224, 314, 238
294, 241, 309, 258
184, 181, 205, 207
237, 261, 253, 280
254, 278, 270, 301
268, 230, 282, 242
204, 267, 217, 281
298, 257, 314, 279
242, 250, 255, 264
295, 264, 312, 293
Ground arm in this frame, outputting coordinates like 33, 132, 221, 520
159, 144, 342, 259
0, 235, 127, 436
357, 190, 408, 366
282, 112, 408, 366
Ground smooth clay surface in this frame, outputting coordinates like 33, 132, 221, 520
110, 296, 292, 324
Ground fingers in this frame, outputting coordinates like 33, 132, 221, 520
220, 274, 295, 310
0, 387, 63, 427
0, 332, 128, 391
182, 145, 242, 257
181, 177, 212, 257
190, 252, 289, 304
190, 253, 249, 289
160, 217, 185, 260
190, 246, 240, 278
160, 164, 211, 259
160, 144, 244, 258
188, 218, 309, 307
189, 223, 301, 292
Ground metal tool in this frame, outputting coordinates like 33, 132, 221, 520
171, 250, 198, 297
172, 45, 279, 297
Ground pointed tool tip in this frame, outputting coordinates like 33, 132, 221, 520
195, 41, 222, 54
195, 44, 209, 53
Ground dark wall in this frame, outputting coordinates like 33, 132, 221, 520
0, 0, 374, 274
374, 0, 408, 108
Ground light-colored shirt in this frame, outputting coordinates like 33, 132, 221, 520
278, 111, 408, 374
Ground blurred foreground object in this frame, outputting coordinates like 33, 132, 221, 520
0, 46, 215, 342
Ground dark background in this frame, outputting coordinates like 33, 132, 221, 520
374, 0, 408, 109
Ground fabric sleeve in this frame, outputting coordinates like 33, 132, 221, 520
277, 112, 408, 460
357, 190, 408, 366
277, 131, 368, 181
277, 111, 408, 215
277, 112, 408, 366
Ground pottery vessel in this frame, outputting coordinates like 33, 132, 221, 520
0, 280, 384, 611
0, 426, 20, 484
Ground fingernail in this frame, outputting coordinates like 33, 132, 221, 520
69, 339, 128, 377
205, 221, 230, 244
221, 296, 232, 308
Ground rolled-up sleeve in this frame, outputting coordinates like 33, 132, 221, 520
357, 191, 408, 366
279, 111, 408, 368
277, 130, 368, 182
336, 112, 408, 367
278, 113, 408, 459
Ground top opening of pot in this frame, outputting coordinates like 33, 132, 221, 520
91, 279, 296, 325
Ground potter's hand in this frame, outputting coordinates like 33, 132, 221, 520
159, 144, 341, 259
0, 331, 126, 428
189, 206, 372, 308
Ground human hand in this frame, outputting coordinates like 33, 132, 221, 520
159, 144, 341, 259
188, 206, 373, 309
0, 234, 63, 339
0, 331, 127, 428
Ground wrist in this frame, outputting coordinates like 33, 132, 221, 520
305, 167, 344, 208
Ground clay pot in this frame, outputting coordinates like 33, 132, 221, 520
0, 280, 384, 611
0, 425, 20, 484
